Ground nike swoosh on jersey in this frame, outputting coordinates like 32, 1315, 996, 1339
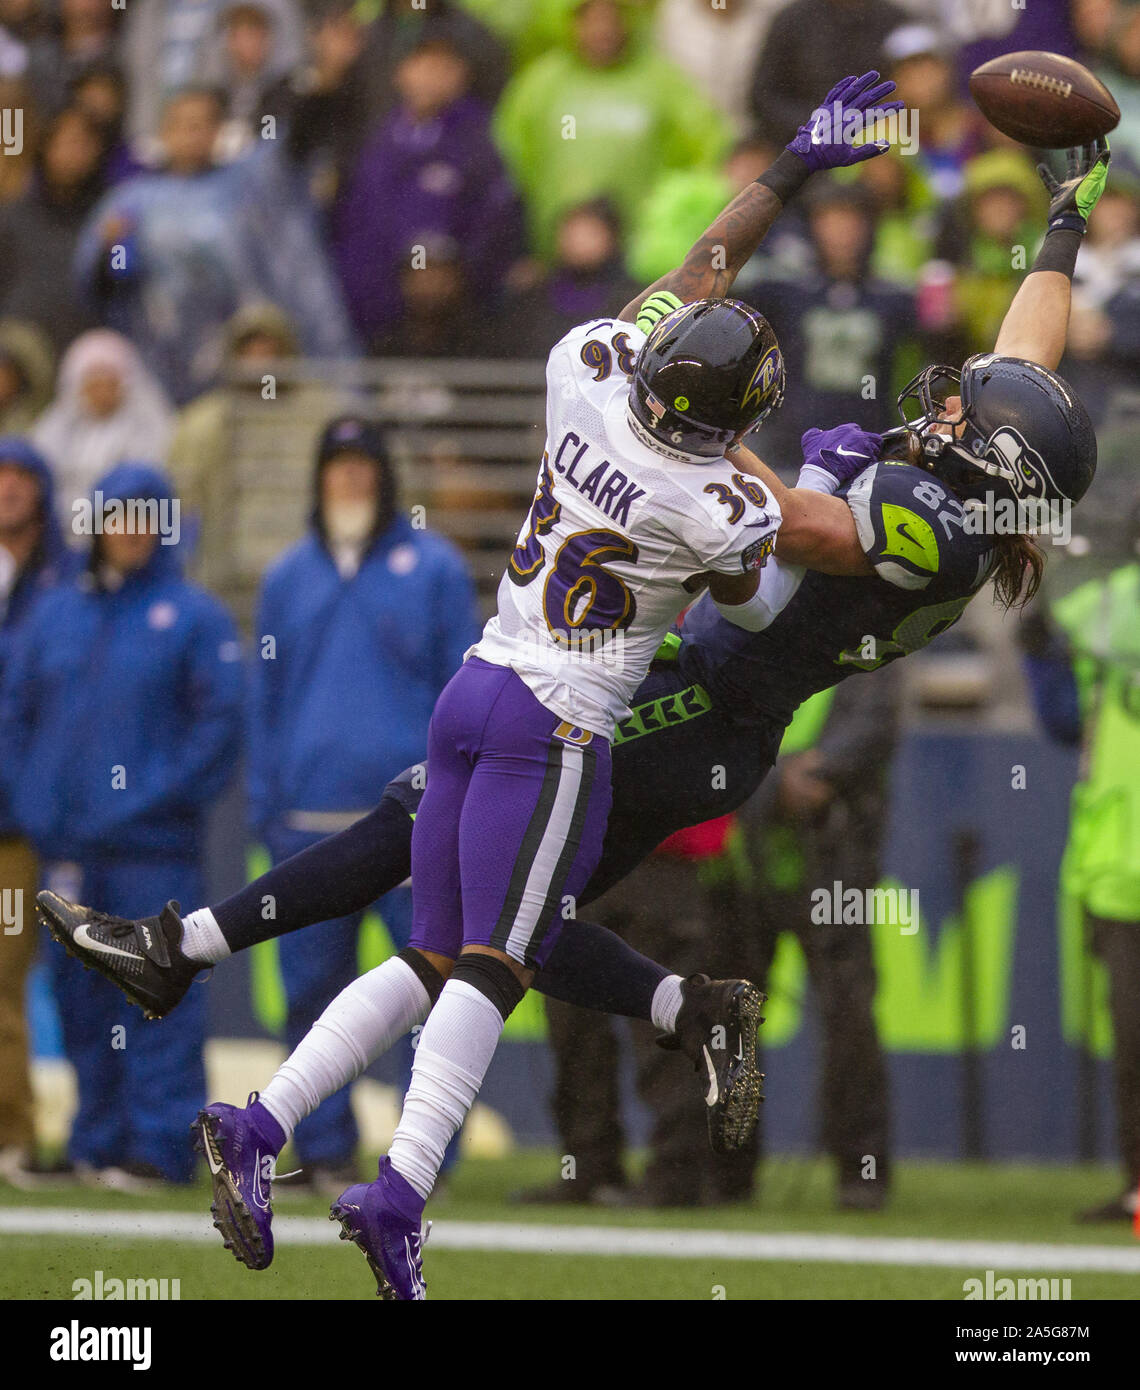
73, 924, 144, 963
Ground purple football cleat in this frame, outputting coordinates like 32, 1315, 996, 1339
330, 1159, 430, 1300
194, 1093, 283, 1271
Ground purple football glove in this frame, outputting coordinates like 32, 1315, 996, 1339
787, 70, 904, 173
800, 423, 882, 490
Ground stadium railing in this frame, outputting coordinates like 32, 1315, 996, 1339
209, 356, 548, 626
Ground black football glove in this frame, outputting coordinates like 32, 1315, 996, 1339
1037, 137, 1110, 235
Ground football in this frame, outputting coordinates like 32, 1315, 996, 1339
969, 50, 1120, 148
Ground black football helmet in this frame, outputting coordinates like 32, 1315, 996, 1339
891, 354, 1097, 509
627, 299, 785, 462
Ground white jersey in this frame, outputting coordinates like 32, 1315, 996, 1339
470, 317, 783, 737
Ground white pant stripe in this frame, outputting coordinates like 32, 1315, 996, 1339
503, 742, 585, 964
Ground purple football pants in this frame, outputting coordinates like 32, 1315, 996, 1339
408, 657, 613, 970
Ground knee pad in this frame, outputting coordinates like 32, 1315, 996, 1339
450, 953, 526, 1022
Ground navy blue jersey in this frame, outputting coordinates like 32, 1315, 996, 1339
678, 460, 999, 727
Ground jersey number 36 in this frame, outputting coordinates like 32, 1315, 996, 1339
509, 462, 639, 647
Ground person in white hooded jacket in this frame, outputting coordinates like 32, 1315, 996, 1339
32, 328, 173, 537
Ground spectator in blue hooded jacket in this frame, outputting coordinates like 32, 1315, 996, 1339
248, 414, 478, 1190
0, 461, 243, 1185
0, 438, 81, 1185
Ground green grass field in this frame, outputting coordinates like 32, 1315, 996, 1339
3, 1152, 1139, 1300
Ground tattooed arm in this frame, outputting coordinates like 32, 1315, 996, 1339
617, 70, 902, 326
616, 181, 786, 325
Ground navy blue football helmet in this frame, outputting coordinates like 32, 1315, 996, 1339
892, 354, 1097, 509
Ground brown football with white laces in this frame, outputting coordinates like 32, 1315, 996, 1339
969, 50, 1119, 148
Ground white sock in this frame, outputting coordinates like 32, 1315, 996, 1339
259, 956, 431, 1141
388, 979, 505, 1199
651, 974, 685, 1033
180, 907, 230, 964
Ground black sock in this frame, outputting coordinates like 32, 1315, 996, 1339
535, 919, 668, 1021
212, 794, 415, 953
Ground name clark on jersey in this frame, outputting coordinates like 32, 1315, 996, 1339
552, 430, 647, 528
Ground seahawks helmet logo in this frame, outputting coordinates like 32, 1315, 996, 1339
741, 346, 783, 413
983, 427, 1065, 502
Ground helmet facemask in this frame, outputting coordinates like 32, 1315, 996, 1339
890, 361, 1068, 511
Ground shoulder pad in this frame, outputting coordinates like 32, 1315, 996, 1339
846, 462, 976, 591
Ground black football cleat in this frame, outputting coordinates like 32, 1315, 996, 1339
661, 974, 766, 1155
36, 891, 201, 1020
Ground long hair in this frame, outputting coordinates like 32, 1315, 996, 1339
989, 533, 1045, 610
892, 431, 1046, 611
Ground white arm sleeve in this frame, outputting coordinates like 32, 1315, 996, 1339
711, 560, 806, 632
795, 463, 841, 495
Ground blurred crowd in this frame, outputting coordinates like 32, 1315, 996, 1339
2, 0, 1140, 1215
0, 0, 1136, 501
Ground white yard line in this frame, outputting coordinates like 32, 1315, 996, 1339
2, 1208, 1139, 1273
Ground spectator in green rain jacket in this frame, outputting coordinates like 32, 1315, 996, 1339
493, 0, 729, 262
626, 136, 808, 293
934, 149, 1047, 356
1022, 511, 1140, 1224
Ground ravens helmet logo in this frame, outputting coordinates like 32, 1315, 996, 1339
741, 345, 783, 413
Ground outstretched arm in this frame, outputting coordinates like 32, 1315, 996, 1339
617, 71, 902, 325
994, 140, 1110, 369
992, 265, 1073, 370
617, 181, 785, 325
